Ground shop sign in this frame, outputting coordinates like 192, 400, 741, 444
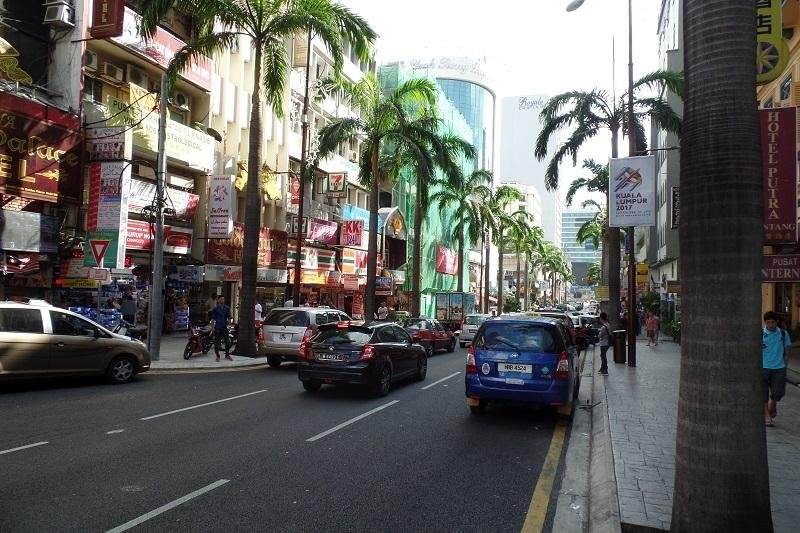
308, 218, 338, 244
665, 280, 681, 294
169, 265, 203, 283
91, 0, 125, 38
106, 92, 214, 172
0, 37, 32, 84
83, 231, 121, 268
62, 257, 91, 278
342, 274, 359, 291
208, 175, 234, 238
762, 254, 800, 282
0, 252, 39, 274
61, 278, 99, 289
375, 276, 393, 296
760, 108, 797, 243
342, 219, 364, 246
342, 248, 367, 275
670, 186, 680, 229
343, 203, 371, 230
111, 7, 212, 90
257, 267, 288, 284
86, 126, 130, 161
595, 285, 609, 299
435, 245, 458, 275
290, 174, 300, 205
326, 271, 343, 286
388, 269, 406, 284
207, 223, 287, 267
126, 220, 194, 255
0, 210, 59, 253
636, 262, 649, 284
288, 269, 328, 285
0, 93, 82, 204
381, 208, 407, 240
609, 155, 656, 228
129, 179, 199, 219
352, 291, 364, 318
290, 216, 309, 236
287, 246, 336, 271
756, 0, 789, 85
326, 173, 347, 199
87, 162, 131, 268
206, 264, 244, 282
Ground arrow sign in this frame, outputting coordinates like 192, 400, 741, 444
89, 239, 110, 267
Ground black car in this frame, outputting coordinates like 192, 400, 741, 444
297, 322, 427, 396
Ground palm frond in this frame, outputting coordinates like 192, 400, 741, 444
261, 35, 290, 115
633, 69, 684, 99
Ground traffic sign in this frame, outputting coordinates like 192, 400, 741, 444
89, 267, 109, 281
89, 239, 110, 267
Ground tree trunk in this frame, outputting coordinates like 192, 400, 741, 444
523, 257, 529, 311
515, 247, 521, 305
365, 146, 380, 322
457, 221, 465, 292
235, 41, 263, 355
484, 232, 491, 313
411, 177, 423, 316
496, 225, 504, 315
671, 2, 771, 531
478, 233, 485, 312
607, 125, 622, 329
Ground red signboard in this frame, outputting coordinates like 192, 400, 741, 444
290, 175, 301, 205
0, 93, 82, 203
126, 220, 193, 254
762, 254, 800, 282
207, 222, 288, 267
90, 0, 125, 38
761, 107, 797, 243
436, 245, 459, 275
343, 220, 364, 246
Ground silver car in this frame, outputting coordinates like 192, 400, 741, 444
262, 307, 351, 368
0, 301, 151, 384
459, 314, 491, 347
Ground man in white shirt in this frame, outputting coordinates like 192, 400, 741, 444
377, 302, 388, 320
254, 302, 263, 319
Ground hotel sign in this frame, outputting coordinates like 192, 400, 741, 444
90, 0, 125, 39
760, 107, 797, 243
762, 254, 800, 282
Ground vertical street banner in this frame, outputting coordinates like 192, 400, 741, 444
609, 155, 656, 228
760, 107, 797, 243
208, 175, 234, 238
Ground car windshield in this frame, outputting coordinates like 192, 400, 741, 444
465, 315, 485, 325
406, 319, 429, 330
476, 323, 559, 353
263, 310, 309, 327
313, 329, 372, 345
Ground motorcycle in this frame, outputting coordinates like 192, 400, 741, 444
114, 319, 148, 342
183, 324, 215, 359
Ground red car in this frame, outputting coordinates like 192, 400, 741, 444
404, 318, 456, 356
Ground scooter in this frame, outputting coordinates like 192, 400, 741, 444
114, 320, 148, 342
184, 324, 215, 359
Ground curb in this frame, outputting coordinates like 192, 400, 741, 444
148, 358, 269, 372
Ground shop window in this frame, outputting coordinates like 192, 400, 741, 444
774, 283, 792, 315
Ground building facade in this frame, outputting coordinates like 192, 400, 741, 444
562, 209, 602, 285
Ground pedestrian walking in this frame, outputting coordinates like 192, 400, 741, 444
762, 311, 791, 427
376, 301, 388, 320
597, 312, 611, 375
209, 295, 233, 361
646, 311, 659, 346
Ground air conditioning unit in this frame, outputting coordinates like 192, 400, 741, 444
100, 62, 124, 83
126, 65, 150, 89
173, 91, 191, 111
84, 50, 98, 72
43, 2, 74, 28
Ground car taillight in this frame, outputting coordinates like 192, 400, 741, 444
298, 340, 311, 360
466, 346, 477, 374
555, 351, 570, 381
303, 327, 313, 339
357, 344, 375, 362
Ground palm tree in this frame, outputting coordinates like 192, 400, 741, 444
575, 199, 605, 250
535, 70, 682, 327
139, 0, 376, 354
520, 226, 545, 311
316, 76, 442, 321
586, 262, 601, 286
494, 208, 528, 315
671, 2, 770, 531
483, 186, 524, 313
430, 168, 492, 293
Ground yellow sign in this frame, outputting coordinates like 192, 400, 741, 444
595, 285, 609, 299
0, 38, 33, 85
61, 278, 99, 289
636, 262, 649, 284
757, 0, 789, 84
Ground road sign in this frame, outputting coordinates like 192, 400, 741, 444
596, 285, 610, 299
89, 239, 110, 267
88, 267, 109, 280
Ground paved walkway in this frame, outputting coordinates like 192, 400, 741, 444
148, 333, 269, 371
598, 339, 800, 532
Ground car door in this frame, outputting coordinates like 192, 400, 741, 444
0, 307, 50, 377
375, 326, 402, 375
432, 320, 447, 348
393, 326, 417, 376
48, 310, 113, 375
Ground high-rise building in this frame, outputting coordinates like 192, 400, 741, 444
500, 95, 562, 248
562, 209, 603, 284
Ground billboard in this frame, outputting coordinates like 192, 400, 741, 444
609, 156, 656, 228
760, 107, 797, 243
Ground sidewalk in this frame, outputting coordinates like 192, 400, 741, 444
594, 339, 800, 532
148, 333, 269, 371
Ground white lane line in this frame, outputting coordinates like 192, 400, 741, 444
105, 479, 229, 533
106, 429, 125, 435
306, 400, 399, 442
0, 441, 49, 456
140, 390, 268, 421
421, 371, 461, 390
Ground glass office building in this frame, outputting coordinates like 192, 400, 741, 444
437, 79, 494, 171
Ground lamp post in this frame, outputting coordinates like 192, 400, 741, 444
567, 0, 637, 366
293, 31, 313, 308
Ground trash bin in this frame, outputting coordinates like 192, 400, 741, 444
612, 330, 627, 364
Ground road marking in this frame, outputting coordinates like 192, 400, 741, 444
105, 479, 229, 533
306, 400, 399, 442
0, 441, 48, 456
521, 420, 568, 533
421, 371, 461, 390
140, 390, 268, 421
106, 429, 125, 435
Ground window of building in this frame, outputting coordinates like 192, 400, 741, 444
83, 77, 104, 104
763, 98, 774, 109
781, 75, 793, 100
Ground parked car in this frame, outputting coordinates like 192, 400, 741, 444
297, 321, 427, 396
404, 318, 456, 355
537, 311, 578, 340
262, 307, 351, 368
0, 301, 151, 384
459, 314, 491, 347
578, 314, 600, 345
465, 316, 580, 414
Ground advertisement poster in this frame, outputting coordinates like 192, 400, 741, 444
86, 126, 129, 161
308, 218, 338, 244
126, 220, 193, 255
760, 107, 797, 243
435, 245, 458, 275
128, 179, 199, 218
375, 276, 393, 296
609, 156, 656, 228
208, 175, 234, 238
352, 291, 364, 318
449, 293, 464, 321
206, 223, 288, 267
435, 293, 449, 320
86, 161, 131, 268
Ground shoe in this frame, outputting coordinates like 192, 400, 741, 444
225, 355, 233, 361
598, 370, 608, 375
215, 354, 220, 361
766, 418, 774, 427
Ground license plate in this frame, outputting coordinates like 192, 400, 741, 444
317, 352, 347, 362
497, 363, 532, 374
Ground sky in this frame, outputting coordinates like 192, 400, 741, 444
343, 0, 664, 205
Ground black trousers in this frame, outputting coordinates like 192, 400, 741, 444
214, 328, 230, 356
599, 345, 610, 373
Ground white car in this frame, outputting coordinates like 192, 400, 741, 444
459, 314, 491, 347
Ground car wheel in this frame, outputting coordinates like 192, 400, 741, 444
372, 365, 392, 397
183, 343, 194, 360
106, 356, 137, 384
469, 400, 488, 415
267, 356, 282, 368
302, 380, 322, 392
414, 354, 428, 381
447, 340, 455, 353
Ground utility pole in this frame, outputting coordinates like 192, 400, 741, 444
293, 31, 313, 307
626, 0, 637, 367
147, 73, 168, 359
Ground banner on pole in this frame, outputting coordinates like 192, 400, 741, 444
608, 156, 656, 228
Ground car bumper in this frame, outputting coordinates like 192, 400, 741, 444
263, 344, 301, 359
298, 362, 374, 385
465, 375, 570, 405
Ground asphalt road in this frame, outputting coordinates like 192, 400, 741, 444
1, 346, 569, 532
